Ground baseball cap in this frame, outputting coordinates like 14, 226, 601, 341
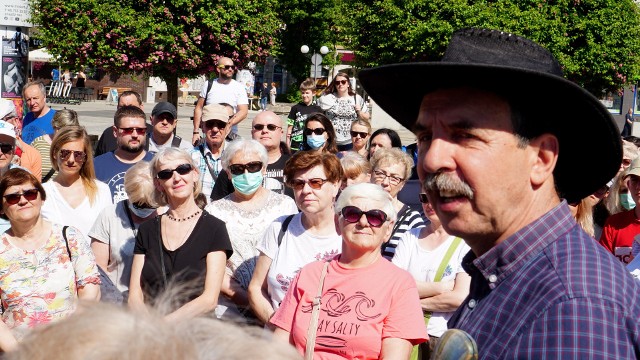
626, 157, 640, 178
0, 121, 16, 139
151, 102, 177, 119
0, 99, 16, 119
202, 104, 230, 123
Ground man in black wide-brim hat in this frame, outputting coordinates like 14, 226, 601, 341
360, 28, 640, 358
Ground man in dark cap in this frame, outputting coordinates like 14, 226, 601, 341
148, 101, 192, 154
360, 28, 640, 357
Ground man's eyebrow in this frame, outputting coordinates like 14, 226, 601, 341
412, 119, 475, 133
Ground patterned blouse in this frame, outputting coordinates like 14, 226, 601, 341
0, 223, 100, 339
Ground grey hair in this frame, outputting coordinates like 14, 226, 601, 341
335, 183, 396, 222
340, 152, 371, 180
150, 148, 201, 207
124, 161, 154, 205
221, 139, 269, 172
22, 80, 46, 98
52, 109, 80, 129
370, 147, 414, 181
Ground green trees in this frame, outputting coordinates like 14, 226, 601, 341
31, 0, 281, 104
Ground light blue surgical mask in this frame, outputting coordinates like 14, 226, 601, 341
127, 201, 156, 219
621, 192, 636, 210
232, 171, 263, 195
307, 134, 326, 150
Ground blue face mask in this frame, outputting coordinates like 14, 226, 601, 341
620, 192, 636, 210
307, 134, 326, 150
231, 171, 263, 195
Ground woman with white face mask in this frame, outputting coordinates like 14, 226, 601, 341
301, 113, 338, 154
90, 161, 160, 301
205, 139, 298, 322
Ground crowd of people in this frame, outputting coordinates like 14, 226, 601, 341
0, 29, 639, 359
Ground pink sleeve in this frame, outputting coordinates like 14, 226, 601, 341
270, 271, 302, 332
382, 274, 428, 345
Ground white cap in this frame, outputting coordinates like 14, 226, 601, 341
0, 121, 16, 139
0, 99, 15, 119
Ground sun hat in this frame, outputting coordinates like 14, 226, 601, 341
0, 120, 16, 139
0, 99, 15, 120
151, 102, 177, 119
202, 104, 230, 123
626, 157, 640, 178
359, 28, 622, 203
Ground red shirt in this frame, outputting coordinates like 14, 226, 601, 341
599, 209, 640, 263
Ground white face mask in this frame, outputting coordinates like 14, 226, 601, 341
127, 200, 156, 218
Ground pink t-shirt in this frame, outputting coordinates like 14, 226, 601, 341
271, 256, 427, 359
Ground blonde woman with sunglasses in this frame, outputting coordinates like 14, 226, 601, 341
41, 126, 112, 246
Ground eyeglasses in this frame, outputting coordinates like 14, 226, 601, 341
229, 161, 263, 176
373, 169, 404, 185
341, 205, 388, 228
305, 128, 326, 136
156, 163, 193, 180
253, 124, 282, 132
335, 79, 348, 86
419, 193, 429, 204
4, 188, 38, 205
132, 201, 156, 210
204, 120, 227, 130
350, 131, 368, 139
218, 65, 235, 70
287, 178, 327, 190
59, 149, 87, 163
0, 143, 14, 154
119, 127, 146, 135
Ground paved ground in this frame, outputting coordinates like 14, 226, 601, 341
46, 99, 417, 146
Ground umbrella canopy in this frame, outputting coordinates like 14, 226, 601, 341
28, 48, 55, 62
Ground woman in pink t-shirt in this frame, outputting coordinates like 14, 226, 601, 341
271, 183, 427, 359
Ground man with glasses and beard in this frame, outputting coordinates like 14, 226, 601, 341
192, 57, 248, 146
94, 106, 154, 203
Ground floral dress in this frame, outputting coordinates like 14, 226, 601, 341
0, 223, 100, 339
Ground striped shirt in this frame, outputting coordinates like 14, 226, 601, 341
448, 201, 640, 358
382, 206, 425, 260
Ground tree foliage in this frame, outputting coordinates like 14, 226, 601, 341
30, 0, 281, 104
344, 0, 640, 95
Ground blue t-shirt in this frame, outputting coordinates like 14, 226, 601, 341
51, 69, 60, 81
94, 151, 154, 203
22, 109, 56, 144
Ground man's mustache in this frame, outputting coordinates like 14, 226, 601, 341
424, 173, 474, 199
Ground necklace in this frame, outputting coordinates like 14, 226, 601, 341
166, 209, 202, 222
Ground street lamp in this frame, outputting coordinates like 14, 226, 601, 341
301, 45, 329, 80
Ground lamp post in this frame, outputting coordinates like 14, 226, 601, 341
300, 45, 329, 80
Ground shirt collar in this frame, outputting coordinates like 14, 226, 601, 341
462, 200, 576, 290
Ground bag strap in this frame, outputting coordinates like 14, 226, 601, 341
424, 237, 463, 325
206, 79, 214, 99
157, 216, 167, 287
305, 261, 330, 360
171, 135, 182, 148
62, 225, 72, 261
198, 144, 219, 181
277, 214, 295, 247
42, 168, 55, 183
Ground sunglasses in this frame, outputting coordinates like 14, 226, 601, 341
253, 124, 282, 132
419, 193, 429, 204
4, 188, 38, 205
229, 161, 263, 176
287, 178, 327, 190
341, 205, 388, 227
305, 128, 326, 136
335, 79, 348, 85
59, 149, 87, 163
132, 201, 156, 210
218, 65, 235, 70
156, 163, 193, 180
0, 143, 13, 154
204, 120, 227, 130
119, 127, 146, 135
350, 131, 368, 139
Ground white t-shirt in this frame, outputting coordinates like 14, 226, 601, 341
199, 79, 249, 134
392, 230, 470, 337
87, 201, 139, 293
257, 213, 342, 310
41, 180, 113, 246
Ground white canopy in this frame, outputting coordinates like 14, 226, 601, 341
28, 48, 55, 62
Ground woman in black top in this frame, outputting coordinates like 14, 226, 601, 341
128, 148, 232, 321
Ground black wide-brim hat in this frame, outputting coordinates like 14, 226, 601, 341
359, 28, 622, 204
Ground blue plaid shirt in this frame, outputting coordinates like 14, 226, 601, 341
449, 201, 640, 358
190, 142, 226, 202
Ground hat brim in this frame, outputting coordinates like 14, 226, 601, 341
152, 110, 176, 118
359, 63, 622, 203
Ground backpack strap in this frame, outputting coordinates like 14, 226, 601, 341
171, 135, 183, 148
205, 79, 214, 102
42, 168, 55, 183
61, 225, 72, 261
278, 214, 295, 247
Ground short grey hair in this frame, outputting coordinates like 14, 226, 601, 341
335, 183, 396, 222
370, 147, 414, 181
124, 161, 154, 205
221, 139, 268, 172
52, 109, 80, 129
150, 148, 201, 207
22, 80, 46, 98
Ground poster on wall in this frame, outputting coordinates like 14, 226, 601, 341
0, 0, 31, 27
1, 26, 27, 57
2, 55, 25, 97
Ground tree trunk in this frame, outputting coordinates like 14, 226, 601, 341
164, 76, 179, 113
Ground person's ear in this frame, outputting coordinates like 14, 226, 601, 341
112, 125, 118, 139
529, 133, 559, 187
334, 213, 342, 236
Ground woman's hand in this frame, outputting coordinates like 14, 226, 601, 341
0, 320, 17, 352
77, 283, 100, 302
248, 253, 276, 325
128, 254, 149, 314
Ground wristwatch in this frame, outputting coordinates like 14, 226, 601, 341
193, 131, 200, 134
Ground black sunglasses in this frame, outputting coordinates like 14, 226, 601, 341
341, 205, 388, 227
131, 201, 156, 210
229, 161, 263, 176
59, 149, 87, 163
0, 143, 13, 154
204, 119, 227, 130
419, 193, 429, 204
350, 131, 368, 139
335, 79, 348, 85
156, 163, 193, 180
253, 124, 282, 132
305, 128, 326, 136
218, 65, 235, 70
4, 188, 39, 205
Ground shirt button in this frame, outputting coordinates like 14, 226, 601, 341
468, 299, 477, 309
488, 274, 497, 283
